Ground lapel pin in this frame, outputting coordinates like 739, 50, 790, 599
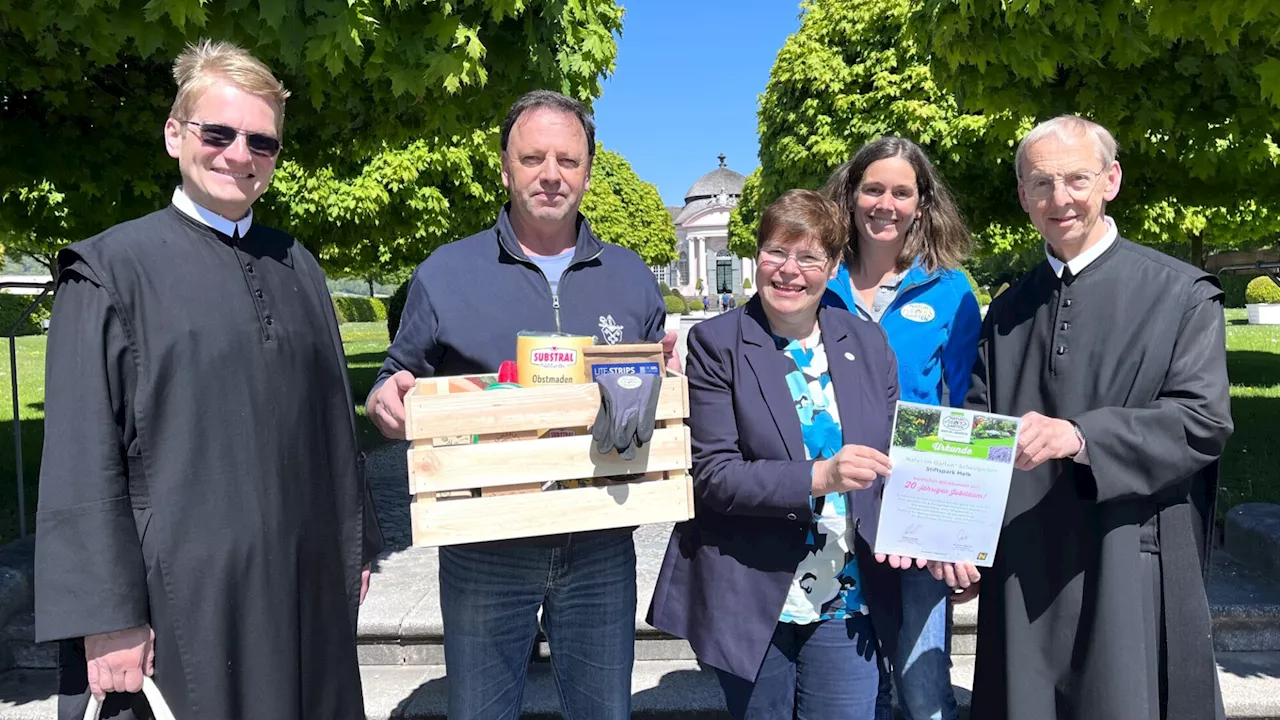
844, 352, 855, 361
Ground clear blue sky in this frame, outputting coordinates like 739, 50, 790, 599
593, 1, 805, 208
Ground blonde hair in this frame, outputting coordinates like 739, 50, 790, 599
1016, 115, 1118, 181
170, 39, 290, 134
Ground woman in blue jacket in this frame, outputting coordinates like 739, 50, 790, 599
823, 136, 981, 720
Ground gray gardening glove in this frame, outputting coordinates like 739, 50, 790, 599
592, 374, 663, 460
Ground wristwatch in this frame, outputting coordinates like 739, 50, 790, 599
1070, 422, 1086, 460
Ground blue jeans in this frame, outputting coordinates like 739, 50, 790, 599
885, 569, 958, 720
715, 614, 880, 720
438, 533, 637, 720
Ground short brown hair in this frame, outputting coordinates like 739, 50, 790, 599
823, 136, 971, 274
756, 189, 849, 263
170, 39, 290, 135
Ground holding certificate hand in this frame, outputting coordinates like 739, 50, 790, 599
811, 445, 892, 494
1013, 411, 1082, 471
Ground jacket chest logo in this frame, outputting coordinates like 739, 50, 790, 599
599, 314, 624, 345
900, 302, 935, 323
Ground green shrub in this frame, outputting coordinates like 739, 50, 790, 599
332, 296, 388, 324
976, 290, 992, 306
1221, 274, 1256, 308
1245, 276, 1280, 304
387, 278, 412, 340
664, 295, 686, 314
659, 281, 672, 296
742, 278, 752, 290
960, 267, 982, 294
0, 293, 52, 336
695, 278, 704, 292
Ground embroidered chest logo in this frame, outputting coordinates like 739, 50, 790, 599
900, 302, 936, 323
599, 315, 624, 345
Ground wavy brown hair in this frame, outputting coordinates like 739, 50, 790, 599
822, 136, 971, 274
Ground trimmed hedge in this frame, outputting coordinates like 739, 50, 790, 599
387, 278, 411, 340
664, 295, 686, 314
0, 293, 52, 336
332, 296, 388, 324
1245, 276, 1280, 305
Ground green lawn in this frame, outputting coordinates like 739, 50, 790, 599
1220, 309, 1280, 515
1, 314, 1276, 543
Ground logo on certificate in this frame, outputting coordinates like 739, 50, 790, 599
977, 552, 988, 561
938, 411, 973, 444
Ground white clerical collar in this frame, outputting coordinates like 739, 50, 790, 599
172, 187, 253, 238
1046, 215, 1117, 278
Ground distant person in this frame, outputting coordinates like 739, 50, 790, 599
35, 39, 380, 720
932, 115, 1233, 720
649, 190, 900, 719
823, 136, 981, 720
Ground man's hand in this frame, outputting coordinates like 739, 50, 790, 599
950, 583, 980, 604
660, 331, 681, 373
368, 371, 416, 440
1014, 411, 1081, 471
85, 625, 154, 700
927, 560, 982, 590
812, 445, 892, 496
360, 563, 372, 605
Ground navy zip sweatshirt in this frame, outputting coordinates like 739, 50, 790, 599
372, 205, 667, 394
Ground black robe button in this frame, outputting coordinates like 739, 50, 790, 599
1061, 322, 1070, 330
1063, 298, 1073, 307
255, 289, 264, 299
1057, 345, 1067, 355
787, 512, 798, 521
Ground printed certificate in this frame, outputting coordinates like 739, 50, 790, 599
873, 401, 1021, 567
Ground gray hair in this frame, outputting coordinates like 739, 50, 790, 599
500, 90, 596, 159
1015, 115, 1119, 180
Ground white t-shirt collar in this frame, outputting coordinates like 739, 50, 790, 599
172, 187, 253, 238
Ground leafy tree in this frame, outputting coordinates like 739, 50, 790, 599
579, 147, 678, 266
725, 0, 1033, 270
0, 0, 624, 274
911, 0, 1280, 265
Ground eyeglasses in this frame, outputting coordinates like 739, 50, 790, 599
1021, 169, 1104, 200
181, 121, 282, 158
758, 246, 830, 271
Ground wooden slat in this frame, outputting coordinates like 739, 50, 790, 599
409, 426, 691, 493
411, 475, 694, 547
405, 375, 688, 440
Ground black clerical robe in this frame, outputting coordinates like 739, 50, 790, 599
967, 237, 1232, 720
34, 205, 382, 719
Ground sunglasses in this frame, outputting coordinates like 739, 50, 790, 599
182, 121, 282, 157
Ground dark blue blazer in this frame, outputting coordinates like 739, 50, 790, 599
647, 297, 901, 681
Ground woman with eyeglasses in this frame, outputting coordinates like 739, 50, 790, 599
822, 136, 981, 720
648, 189, 900, 719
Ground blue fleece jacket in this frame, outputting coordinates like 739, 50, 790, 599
824, 261, 981, 408
372, 205, 666, 394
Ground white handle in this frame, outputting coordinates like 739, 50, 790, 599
82, 676, 177, 720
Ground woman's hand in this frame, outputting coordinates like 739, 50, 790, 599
811, 445, 892, 496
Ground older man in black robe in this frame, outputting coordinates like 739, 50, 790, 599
933, 115, 1232, 720
34, 40, 381, 719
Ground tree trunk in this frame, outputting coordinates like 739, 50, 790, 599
1190, 232, 1205, 269
367, 276, 375, 297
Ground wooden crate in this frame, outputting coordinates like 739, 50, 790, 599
404, 372, 694, 547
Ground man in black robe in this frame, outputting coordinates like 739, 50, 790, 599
34, 40, 381, 719
932, 115, 1232, 719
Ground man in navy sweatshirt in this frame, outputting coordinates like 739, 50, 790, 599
367, 90, 676, 720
